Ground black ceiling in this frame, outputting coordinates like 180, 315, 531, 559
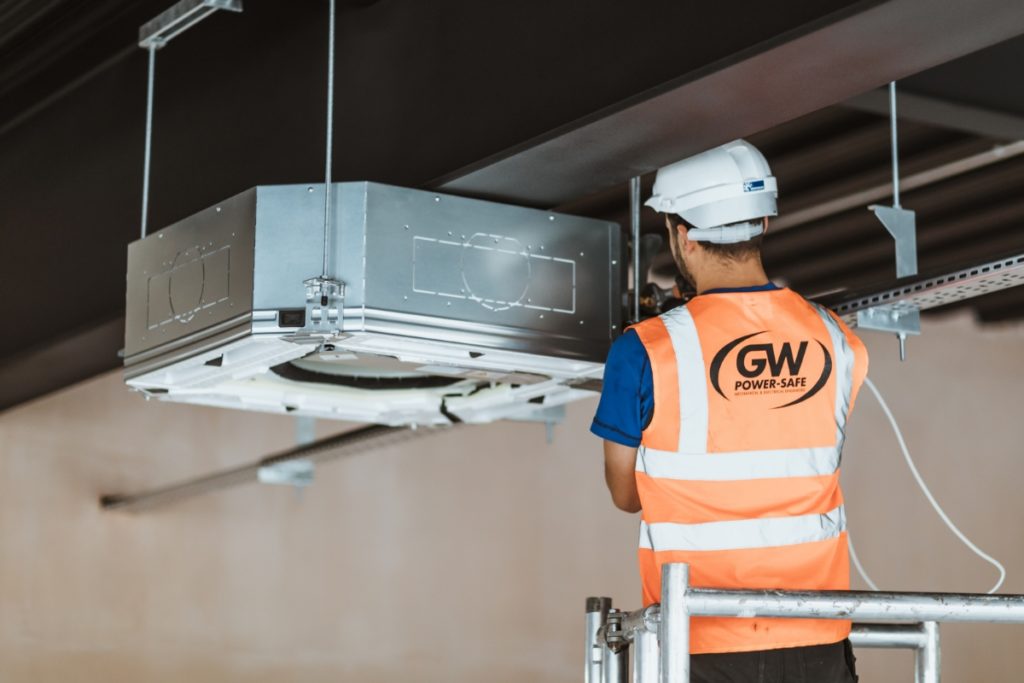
1, 0, 1023, 411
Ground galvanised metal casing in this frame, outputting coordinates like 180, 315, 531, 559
124, 182, 622, 423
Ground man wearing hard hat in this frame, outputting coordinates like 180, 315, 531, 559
592, 140, 868, 682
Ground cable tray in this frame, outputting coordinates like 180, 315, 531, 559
830, 253, 1024, 325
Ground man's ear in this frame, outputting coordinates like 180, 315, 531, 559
678, 226, 697, 254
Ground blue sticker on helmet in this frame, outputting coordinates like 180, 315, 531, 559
743, 179, 765, 192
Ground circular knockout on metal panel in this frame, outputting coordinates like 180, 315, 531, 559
460, 233, 531, 312
168, 247, 205, 323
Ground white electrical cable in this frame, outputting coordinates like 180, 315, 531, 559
847, 532, 880, 592
856, 376, 1006, 594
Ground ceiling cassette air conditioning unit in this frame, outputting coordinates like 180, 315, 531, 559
124, 182, 623, 425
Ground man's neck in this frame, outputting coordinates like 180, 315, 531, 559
694, 259, 770, 294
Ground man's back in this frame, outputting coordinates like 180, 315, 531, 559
595, 286, 868, 654
598, 139, 867, 679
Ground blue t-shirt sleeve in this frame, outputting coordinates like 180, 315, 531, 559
590, 329, 654, 447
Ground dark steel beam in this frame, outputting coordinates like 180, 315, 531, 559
435, 0, 1024, 207
771, 137, 990, 221
0, 316, 124, 414
777, 194, 1024, 285
844, 88, 1024, 141
766, 156, 1024, 263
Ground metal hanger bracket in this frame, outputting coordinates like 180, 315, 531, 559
869, 204, 918, 279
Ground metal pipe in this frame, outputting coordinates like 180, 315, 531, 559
140, 44, 156, 240
610, 616, 939, 682
630, 176, 641, 322
916, 621, 940, 683
889, 81, 901, 208
686, 587, 1024, 623
608, 565, 1000, 683
100, 424, 451, 512
849, 622, 927, 649
660, 563, 690, 683
586, 597, 612, 683
602, 638, 628, 683
632, 629, 660, 683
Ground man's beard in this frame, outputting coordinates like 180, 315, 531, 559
668, 226, 696, 289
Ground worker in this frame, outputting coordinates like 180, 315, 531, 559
591, 139, 868, 682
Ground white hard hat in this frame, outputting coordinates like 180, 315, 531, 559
645, 139, 778, 244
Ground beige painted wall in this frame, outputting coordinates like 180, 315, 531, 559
0, 312, 1022, 681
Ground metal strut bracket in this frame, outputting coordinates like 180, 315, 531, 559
870, 204, 918, 279
858, 81, 921, 361
857, 304, 920, 361
139, 0, 243, 49
871, 81, 919, 281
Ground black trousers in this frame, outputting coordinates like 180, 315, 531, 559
690, 639, 858, 683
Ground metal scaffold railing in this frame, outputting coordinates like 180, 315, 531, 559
585, 562, 1024, 683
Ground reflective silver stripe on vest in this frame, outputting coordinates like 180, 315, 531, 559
660, 306, 708, 454
810, 304, 855, 452
636, 446, 840, 481
638, 505, 846, 552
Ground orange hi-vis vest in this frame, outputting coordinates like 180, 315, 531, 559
630, 287, 868, 655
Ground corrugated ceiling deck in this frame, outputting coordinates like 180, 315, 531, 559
563, 105, 1024, 324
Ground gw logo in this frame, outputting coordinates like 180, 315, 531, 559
710, 331, 832, 409
737, 342, 807, 378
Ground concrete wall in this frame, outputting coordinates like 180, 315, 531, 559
0, 312, 1021, 681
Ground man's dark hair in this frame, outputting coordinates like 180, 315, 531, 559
667, 214, 763, 261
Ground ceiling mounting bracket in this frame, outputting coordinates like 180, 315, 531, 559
139, 0, 243, 50
870, 81, 919, 280
136, 0, 243, 240
302, 276, 346, 336
856, 305, 920, 362
870, 204, 918, 279
861, 81, 920, 361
